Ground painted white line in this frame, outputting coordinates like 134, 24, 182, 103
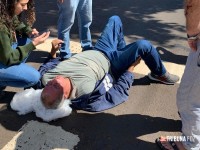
2, 121, 80, 150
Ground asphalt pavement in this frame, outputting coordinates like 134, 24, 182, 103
0, 0, 189, 149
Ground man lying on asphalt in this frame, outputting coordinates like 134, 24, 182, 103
35, 16, 179, 111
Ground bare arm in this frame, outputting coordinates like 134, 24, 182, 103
185, 0, 200, 35
185, 0, 200, 51
50, 39, 64, 58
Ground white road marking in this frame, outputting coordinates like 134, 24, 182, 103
2, 121, 80, 150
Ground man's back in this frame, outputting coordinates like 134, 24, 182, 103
42, 50, 110, 98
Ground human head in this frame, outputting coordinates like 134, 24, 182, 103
14, 0, 29, 15
41, 76, 72, 109
0, 0, 35, 29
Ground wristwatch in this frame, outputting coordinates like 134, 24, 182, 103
187, 33, 200, 40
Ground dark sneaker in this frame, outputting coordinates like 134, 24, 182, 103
148, 72, 179, 85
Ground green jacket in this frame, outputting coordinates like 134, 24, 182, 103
0, 16, 36, 66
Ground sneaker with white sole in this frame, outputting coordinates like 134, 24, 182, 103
148, 72, 179, 85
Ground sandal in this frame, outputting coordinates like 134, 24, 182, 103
155, 137, 179, 150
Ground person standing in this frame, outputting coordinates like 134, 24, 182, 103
57, 0, 93, 59
176, 0, 200, 149
156, 0, 200, 149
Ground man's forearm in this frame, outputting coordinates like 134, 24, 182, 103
185, 0, 200, 36
50, 48, 57, 58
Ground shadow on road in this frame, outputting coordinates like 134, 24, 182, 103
157, 46, 187, 65
0, 107, 181, 150
34, 0, 185, 48
0, 1, 184, 149
33, 0, 186, 66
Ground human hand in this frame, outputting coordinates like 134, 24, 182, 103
31, 28, 39, 36
50, 39, 64, 58
51, 39, 64, 51
32, 31, 50, 46
28, 28, 39, 38
188, 39, 198, 51
128, 57, 141, 72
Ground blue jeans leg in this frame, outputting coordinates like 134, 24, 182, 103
110, 40, 167, 78
95, 15, 126, 53
95, 16, 166, 79
57, 0, 93, 59
77, 0, 93, 50
0, 36, 40, 88
0, 63, 40, 88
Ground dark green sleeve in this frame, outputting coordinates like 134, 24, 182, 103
0, 30, 36, 66
15, 22, 32, 35
13, 16, 32, 35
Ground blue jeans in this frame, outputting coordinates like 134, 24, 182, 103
0, 36, 40, 88
95, 16, 166, 79
57, 0, 93, 59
